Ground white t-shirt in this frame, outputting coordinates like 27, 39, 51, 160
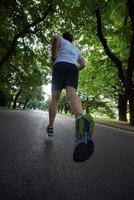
55, 37, 83, 65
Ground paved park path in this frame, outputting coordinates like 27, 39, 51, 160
0, 110, 134, 200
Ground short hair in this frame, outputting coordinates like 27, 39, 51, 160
62, 32, 74, 42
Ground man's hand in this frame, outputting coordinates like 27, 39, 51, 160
78, 58, 86, 71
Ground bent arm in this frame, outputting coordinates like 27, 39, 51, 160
51, 35, 61, 60
78, 58, 86, 71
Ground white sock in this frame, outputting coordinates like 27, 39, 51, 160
76, 113, 83, 119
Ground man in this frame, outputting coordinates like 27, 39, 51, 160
46, 32, 94, 162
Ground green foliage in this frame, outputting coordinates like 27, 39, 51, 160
0, 0, 133, 121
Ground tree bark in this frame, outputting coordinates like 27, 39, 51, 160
129, 95, 134, 126
85, 98, 90, 114
118, 93, 128, 121
23, 99, 29, 110
12, 88, 22, 109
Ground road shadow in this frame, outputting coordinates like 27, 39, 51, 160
45, 137, 54, 151
43, 136, 55, 163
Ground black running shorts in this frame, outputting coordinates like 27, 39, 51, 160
52, 62, 79, 91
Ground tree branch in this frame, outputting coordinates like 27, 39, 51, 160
94, 2, 125, 86
0, 4, 53, 69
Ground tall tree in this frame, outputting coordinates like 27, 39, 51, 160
93, 0, 134, 125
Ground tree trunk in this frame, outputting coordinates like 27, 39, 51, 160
118, 93, 128, 121
127, 0, 134, 126
8, 102, 11, 109
86, 105, 90, 114
128, 94, 134, 126
12, 88, 22, 109
23, 99, 29, 110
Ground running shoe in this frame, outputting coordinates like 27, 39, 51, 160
46, 126, 54, 137
73, 114, 94, 162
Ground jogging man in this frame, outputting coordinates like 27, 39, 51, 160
46, 32, 94, 162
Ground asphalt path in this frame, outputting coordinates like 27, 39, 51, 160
0, 110, 134, 200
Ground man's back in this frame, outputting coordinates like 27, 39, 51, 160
55, 38, 81, 64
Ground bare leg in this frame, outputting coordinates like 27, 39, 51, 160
66, 86, 82, 116
66, 86, 94, 162
49, 90, 61, 127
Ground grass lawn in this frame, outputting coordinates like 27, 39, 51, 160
60, 112, 134, 133
94, 117, 134, 133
